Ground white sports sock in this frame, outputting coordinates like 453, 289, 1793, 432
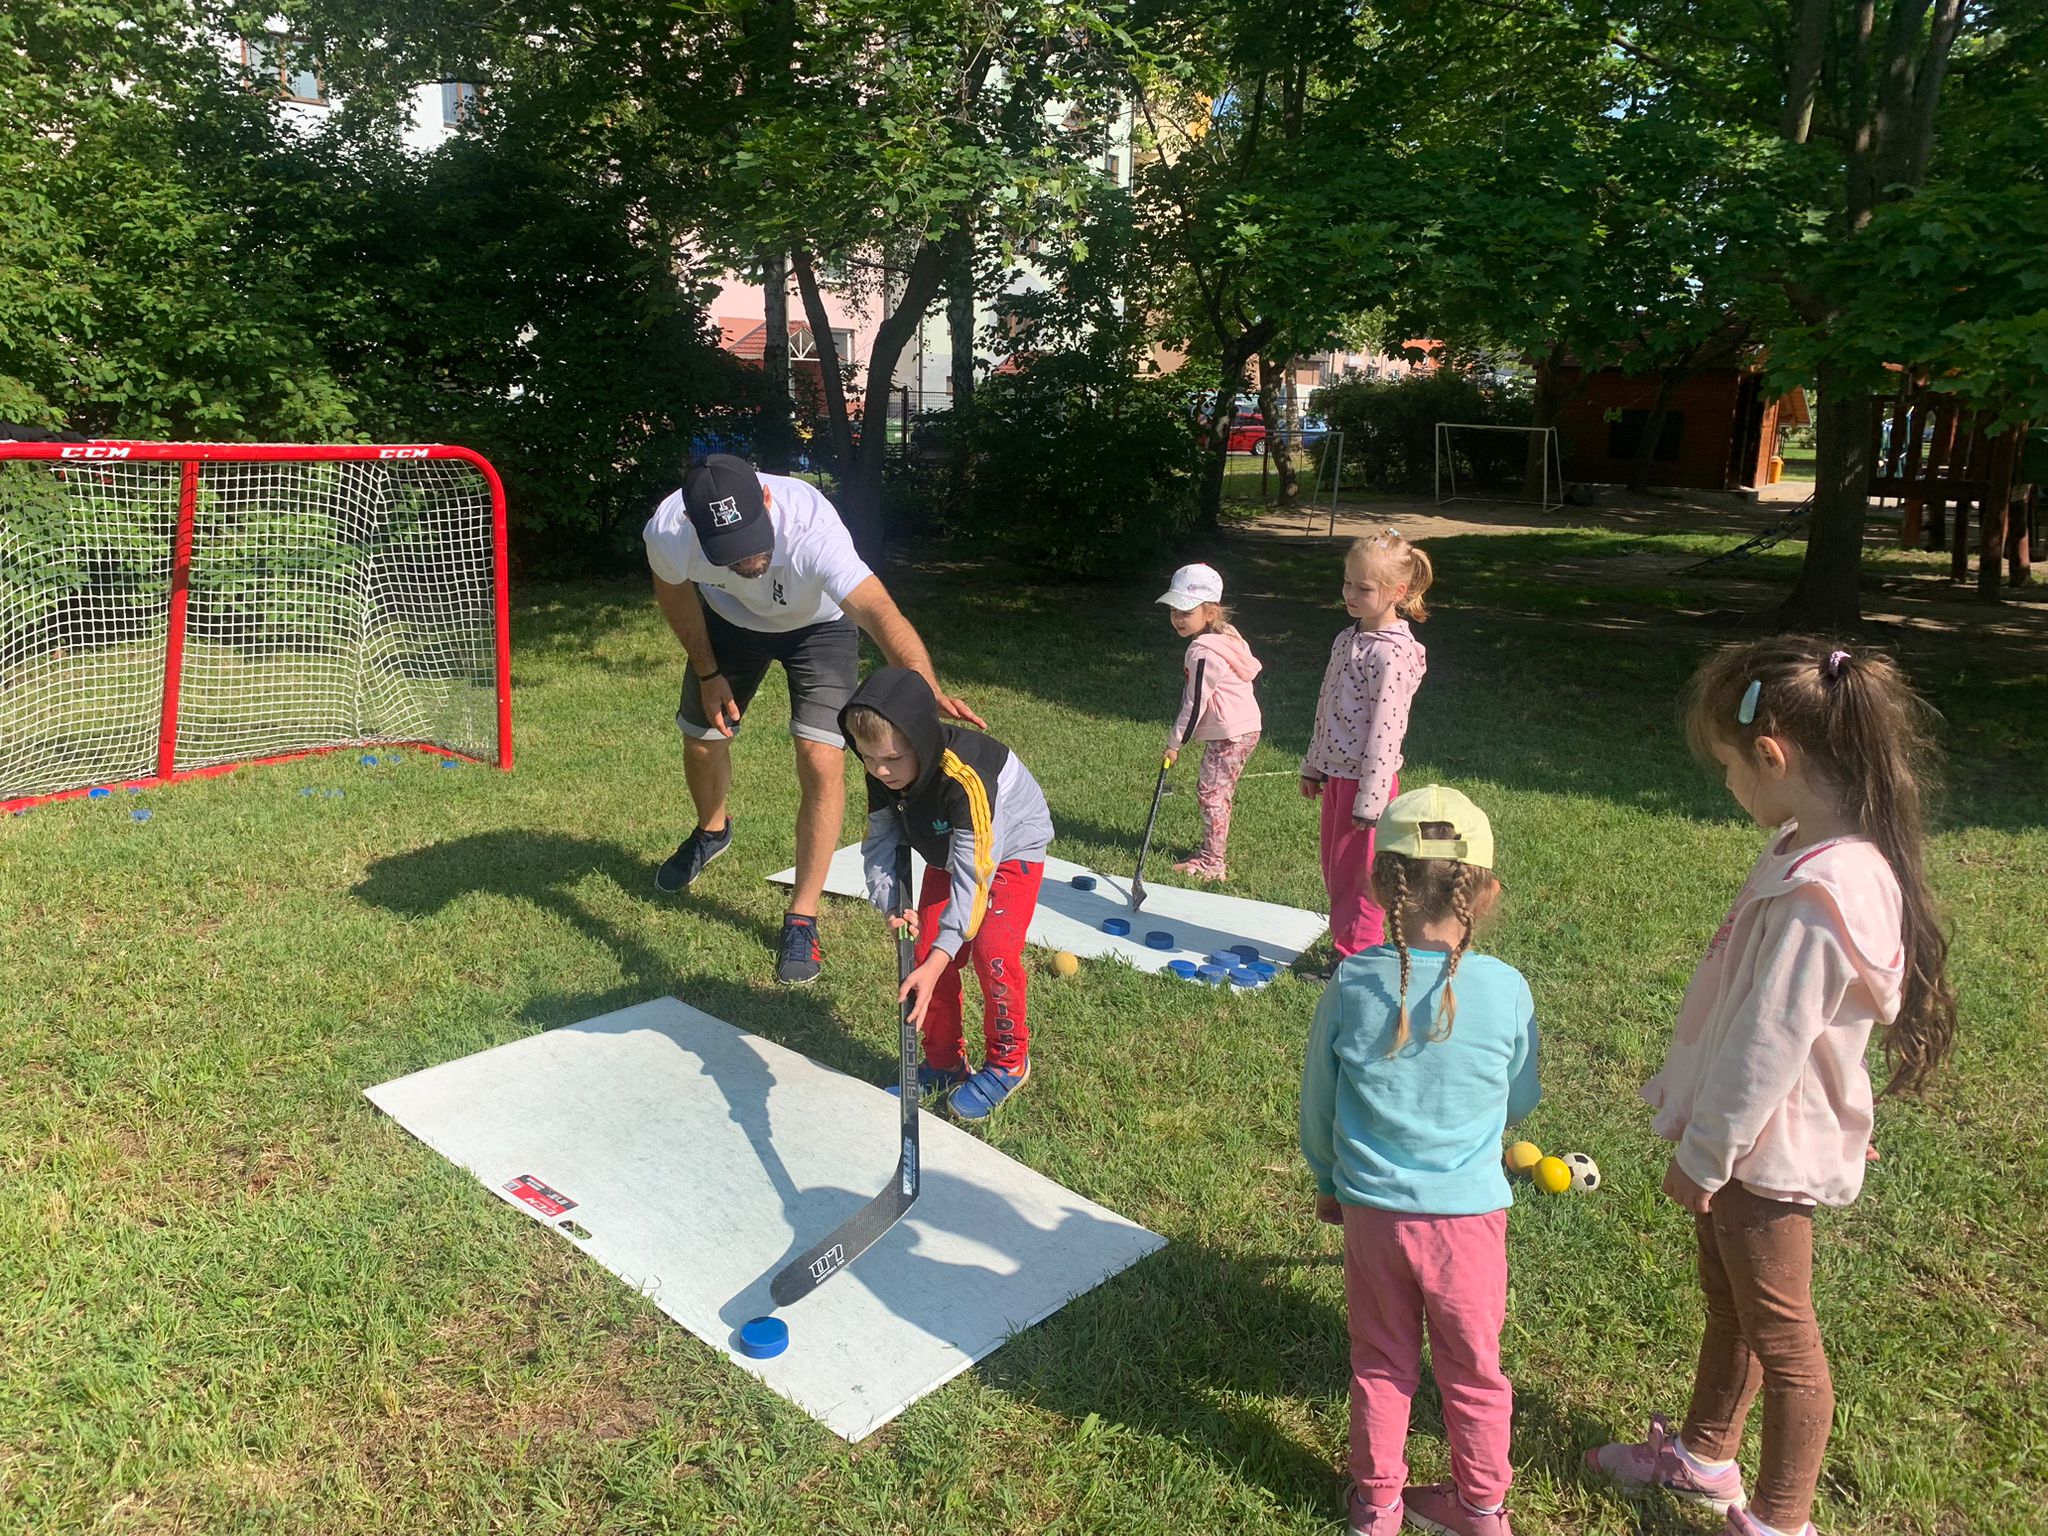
1459, 1496, 1505, 1516
1744, 1518, 1810, 1536
1672, 1434, 1736, 1474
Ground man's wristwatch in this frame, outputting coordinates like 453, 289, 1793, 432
695, 666, 722, 683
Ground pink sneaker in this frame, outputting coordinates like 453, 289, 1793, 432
1400, 1482, 1513, 1536
1725, 1508, 1816, 1536
1585, 1413, 1746, 1513
1348, 1488, 1403, 1536
1171, 856, 1225, 882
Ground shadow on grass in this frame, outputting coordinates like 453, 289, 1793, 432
982, 1236, 1709, 1531
349, 830, 893, 1083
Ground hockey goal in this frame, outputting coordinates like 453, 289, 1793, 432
1, 442, 511, 812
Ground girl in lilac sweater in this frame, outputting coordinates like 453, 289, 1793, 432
1157, 562, 1264, 882
1301, 529, 1432, 956
1589, 638, 1958, 1536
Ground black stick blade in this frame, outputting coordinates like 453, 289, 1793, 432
769, 1162, 919, 1307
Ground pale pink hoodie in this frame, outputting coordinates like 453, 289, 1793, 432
1644, 828, 1905, 1208
1169, 626, 1263, 746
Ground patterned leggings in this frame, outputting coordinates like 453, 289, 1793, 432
1184, 732, 1260, 877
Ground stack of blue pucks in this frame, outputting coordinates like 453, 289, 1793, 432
1164, 944, 1279, 989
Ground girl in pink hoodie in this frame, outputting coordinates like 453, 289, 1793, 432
1588, 637, 1958, 1536
1157, 562, 1264, 882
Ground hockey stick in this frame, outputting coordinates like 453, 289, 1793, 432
1129, 656, 1207, 912
769, 837, 921, 1307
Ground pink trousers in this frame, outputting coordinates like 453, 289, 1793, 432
1342, 1204, 1514, 1511
1319, 774, 1396, 956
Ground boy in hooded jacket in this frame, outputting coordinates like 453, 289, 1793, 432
842, 667, 1055, 1121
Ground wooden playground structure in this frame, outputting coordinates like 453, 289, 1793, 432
1870, 378, 2036, 600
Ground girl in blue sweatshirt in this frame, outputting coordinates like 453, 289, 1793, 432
1300, 785, 1540, 1536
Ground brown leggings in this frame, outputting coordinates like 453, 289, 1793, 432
1681, 1181, 1833, 1531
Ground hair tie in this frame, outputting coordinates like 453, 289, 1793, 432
1825, 649, 1851, 681
1737, 679, 1762, 724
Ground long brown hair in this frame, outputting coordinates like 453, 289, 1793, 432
1369, 844, 1492, 1054
1683, 635, 1956, 1094
1349, 528, 1434, 622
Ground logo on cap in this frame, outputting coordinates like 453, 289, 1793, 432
708, 496, 742, 528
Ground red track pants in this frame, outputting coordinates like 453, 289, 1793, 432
912, 859, 1043, 1075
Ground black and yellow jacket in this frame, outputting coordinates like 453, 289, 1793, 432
843, 667, 1054, 957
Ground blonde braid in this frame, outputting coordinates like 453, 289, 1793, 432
1386, 859, 1413, 1056
1430, 866, 1483, 1041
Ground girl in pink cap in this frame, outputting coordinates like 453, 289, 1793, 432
1157, 562, 1264, 882
1587, 637, 1958, 1536
1301, 529, 1432, 956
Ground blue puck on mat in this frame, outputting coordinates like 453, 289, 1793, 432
1101, 916, 1131, 936
1228, 967, 1262, 988
1165, 959, 1198, 979
1197, 963, 1231, 986
1229, 944, 1261, 963
1145, 930, 1174, 950
737, 1316, 788, 1359
1249, 960, 1280, 980
1207, 950, 1241, 968
1071, 874, 1096, 890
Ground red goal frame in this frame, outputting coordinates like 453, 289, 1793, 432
1, 441, 512, 812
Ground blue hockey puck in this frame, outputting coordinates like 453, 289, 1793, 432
737, 1316, 788, 1359
1145, 930, 1175, 950
1228, 967, 1262, 988
1101, 917, 1131, 936
131, 809, 152, 822
1197, 963, 1231, 986
360, 754, 379, 766
1207, 949, 1241, 968
1071, 874, 1096, 890
1249, 960, 1280, 980
440, 759, 461, 768
88, 787, 111, 799
1229, 944, 1261, 963
1165, 959, 1198, 979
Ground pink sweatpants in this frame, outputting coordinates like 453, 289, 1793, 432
1319, 774, 1396, 956
1342, 1204, 1513, 1511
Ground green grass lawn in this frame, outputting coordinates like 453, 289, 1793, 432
4, 525, 2044, 1534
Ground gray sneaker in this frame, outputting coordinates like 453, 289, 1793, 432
655, 820, 732, 894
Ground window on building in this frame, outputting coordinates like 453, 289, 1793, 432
1607, 409, 1685, 461
442, 82, 480, 125
245, 34, 325, 105
832, 328, 855, 361
1104, 153, 1121, 181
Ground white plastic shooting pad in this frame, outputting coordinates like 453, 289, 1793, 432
771, 846, 1327, 974
365, 997, 1163, 1440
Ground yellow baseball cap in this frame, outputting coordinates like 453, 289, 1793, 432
1376, 785, 1495, 871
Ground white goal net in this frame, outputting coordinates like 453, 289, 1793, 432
1, 443, 511, 810
1434, 423, 1564, 511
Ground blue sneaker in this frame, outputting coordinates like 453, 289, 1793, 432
949, 1059, 1030, 1121
655, 819, 733, 894
884, 1060, 971, 1099
775, 912, 823, 986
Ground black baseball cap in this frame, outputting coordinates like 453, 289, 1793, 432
683, 454, 772, 565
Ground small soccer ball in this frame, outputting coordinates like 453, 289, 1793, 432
1561, 1151, 1602, 1193
1052, 951, 1080, 977
1532, 1155, 1573, 1194
1504, 1141, 1544, 1178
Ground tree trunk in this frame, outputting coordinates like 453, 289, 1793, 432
1197, 325, 1271, 528
756, 251, 795, 471
1258, 355, 1301, 508
1779, 361, 1871, 628
837, 238, 951, 561
1523, 344, 1580, 500
1978, 428, 2017, 603
791, 250, 855, 476
1627, 369, 1686, 493
946, 223, 975, 417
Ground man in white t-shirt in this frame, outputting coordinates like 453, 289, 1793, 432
644, 454, 983, 984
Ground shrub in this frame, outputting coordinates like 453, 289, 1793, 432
1312, 370, 1533, 492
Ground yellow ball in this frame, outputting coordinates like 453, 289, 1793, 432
1504, 1141, 1544, 1177
1052, 951, 1080, 977
1533, 1155, 1573, 1195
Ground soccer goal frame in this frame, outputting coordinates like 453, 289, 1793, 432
1, 441, 512, 812
1433, 423, 1564, 512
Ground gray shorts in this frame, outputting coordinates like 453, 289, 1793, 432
677, 609, 859, 747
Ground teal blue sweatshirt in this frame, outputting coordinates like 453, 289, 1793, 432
1300, 945, 1541, 1216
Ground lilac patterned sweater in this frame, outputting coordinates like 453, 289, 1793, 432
1302, 619, 1426, 820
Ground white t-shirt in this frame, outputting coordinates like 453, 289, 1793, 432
643, 472, 874, 632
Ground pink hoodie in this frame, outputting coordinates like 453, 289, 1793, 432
1644, 828, 1905, 1208
1169, 626, 1263, 746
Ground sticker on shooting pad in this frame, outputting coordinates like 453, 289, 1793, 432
504, 1174, 578, 1218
